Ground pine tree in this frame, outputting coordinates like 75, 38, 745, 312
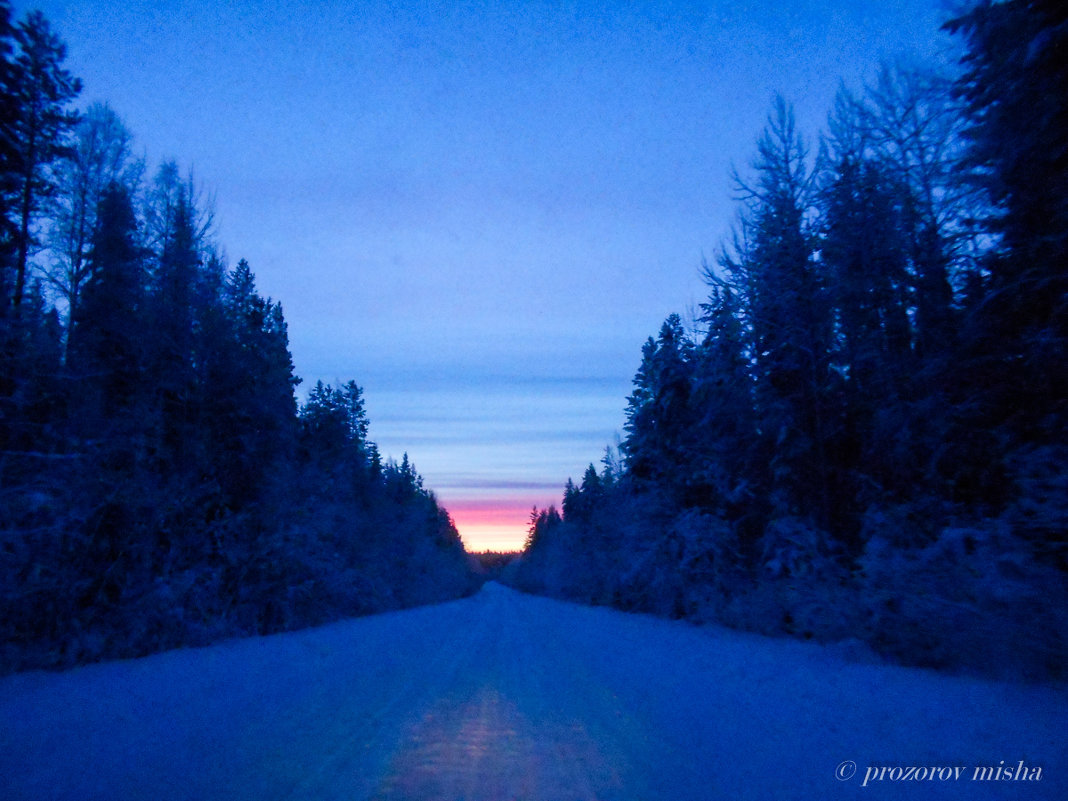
689, 279, 757, 516
945, 0, 1068, 272
188, 257, 299, 504
561, 476, 580, 521
817, 149, 914, 509
300, 379, 372, 475
71, 181, 145, 413
621, 313, 694, 498
945, 0, 1068, 440
820, 157, 910, 380
141, 164, 212, 472
730, 97, 838, 530
7, 10, 80, 308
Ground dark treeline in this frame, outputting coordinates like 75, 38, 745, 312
0, 3, 472, 674
514, 1, 1067, 679
468, 551, 520, 583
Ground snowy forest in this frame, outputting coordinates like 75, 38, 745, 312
2, 0, 1066, 685
513, 1, 1067, 680
0, 2, 474, 674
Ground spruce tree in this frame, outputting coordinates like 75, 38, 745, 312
7, 10, 80, 308
945, 0, 1068, 441
72, 181, 145, 414
731, 98, 838, 531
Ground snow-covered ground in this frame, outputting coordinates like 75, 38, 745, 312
1, 582, 1064, 800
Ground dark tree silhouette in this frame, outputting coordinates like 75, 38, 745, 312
7, 10, 80, 308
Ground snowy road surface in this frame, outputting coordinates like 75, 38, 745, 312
1, 582, 1065, 800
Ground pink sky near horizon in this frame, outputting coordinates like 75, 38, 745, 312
447, 499, 552, 553
362, 376, 626, 553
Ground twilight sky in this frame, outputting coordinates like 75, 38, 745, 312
20, 0, 955, 551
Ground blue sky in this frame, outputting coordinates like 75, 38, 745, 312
20, 0, 955, 550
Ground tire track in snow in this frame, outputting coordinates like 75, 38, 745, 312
372, 583, 659, 801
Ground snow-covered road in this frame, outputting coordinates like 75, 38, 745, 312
1, 582, 1065, 800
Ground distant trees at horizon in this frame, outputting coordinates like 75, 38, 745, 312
0, 0, 474, 675
515, 1, 1068, 681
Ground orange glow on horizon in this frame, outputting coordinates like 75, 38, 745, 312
447, 499, 540, 553
458, 523, 528, 553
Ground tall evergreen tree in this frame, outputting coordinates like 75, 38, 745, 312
622, 313, 694, 498
945, 0, 1068, 270
48, 103, 139, 333
140, 164, 213, 473
729, 97, 839, 531
206, 258, 298, 503
6, 10, 80, 308
945, 0, 1068, 439
690, 279, 757, 517
71, 181, 145, 413
817, 152, 916, 507
822, 159, 910, 378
